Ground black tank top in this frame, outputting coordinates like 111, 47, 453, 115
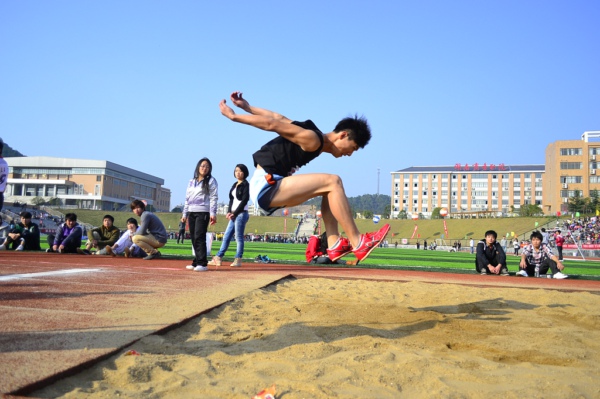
252, 120, 324, 176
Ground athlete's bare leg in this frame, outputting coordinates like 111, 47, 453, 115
268, 173, 361, 247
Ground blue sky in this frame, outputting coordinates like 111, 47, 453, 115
1, 1, 599, 207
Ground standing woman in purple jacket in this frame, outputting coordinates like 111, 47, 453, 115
181, 158, 218, 272
209, 164, 250, 267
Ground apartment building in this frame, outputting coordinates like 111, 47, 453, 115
544, 131, 600, 215
390, 163, 544, 218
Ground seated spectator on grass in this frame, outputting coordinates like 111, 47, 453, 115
84, 214, 120, 254
517, 231, 568, 279
0, 211, 41, 251
46, 213, 82, 253
130, 199, 167, 260
475, 230, 509, 276
95, 217, 143, 257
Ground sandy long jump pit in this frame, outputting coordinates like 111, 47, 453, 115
34, 277, 600, 398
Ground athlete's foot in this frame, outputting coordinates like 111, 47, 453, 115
352, 223, 390, 263
327, 237, 352, 262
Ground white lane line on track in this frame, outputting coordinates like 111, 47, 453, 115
0, 268, 102, 282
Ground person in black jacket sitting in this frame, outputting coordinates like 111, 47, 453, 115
475, 230, 509, 276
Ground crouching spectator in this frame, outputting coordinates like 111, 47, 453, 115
0, 211, 41, 251
95, 217, 144, 257
517, 231, 568, 279
130, 199, 167, 260
84, 214, 120, 254
475, 230, 509, 276
46, 213, 82, 253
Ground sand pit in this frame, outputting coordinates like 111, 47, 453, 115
35, 278, 600, 398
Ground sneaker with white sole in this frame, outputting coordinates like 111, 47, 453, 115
193, 265, 208, 272
516, 270, 528, 277
185, 265, 195, 270
553, 272, 569, 279
500, 268, 510, 276
480, 268, 488, 275
208, 256, 222, 266
352, 223, 391, 263
0, 244, 6, 251
16, 245, 24, 251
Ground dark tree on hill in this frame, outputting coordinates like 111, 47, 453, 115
1, 141, 25, 157
305, 194, 391, 218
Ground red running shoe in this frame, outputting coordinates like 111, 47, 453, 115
326, 237, 353, 262
352, 223, 390, 263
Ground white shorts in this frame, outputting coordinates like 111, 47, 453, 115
249, 168, 284, 215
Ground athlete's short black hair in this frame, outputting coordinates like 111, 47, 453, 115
103, 214, 114, 223
334, 115, 371, 149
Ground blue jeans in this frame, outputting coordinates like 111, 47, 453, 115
216, 211, 249, 258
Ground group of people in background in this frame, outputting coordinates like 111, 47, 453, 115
475, 229, 568, 279
41, 199, 168, 260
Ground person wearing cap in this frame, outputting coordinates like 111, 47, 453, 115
0, 211, 41, 251
83, 214, 120, 254
0, 138, 8, 213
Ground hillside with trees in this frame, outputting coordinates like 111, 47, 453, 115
306, 194, 391, 219
1, 140, 25, 157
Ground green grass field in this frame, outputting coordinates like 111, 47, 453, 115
46, 239, 598, 280
73, 209, 561, 244
43, 209, 600, 280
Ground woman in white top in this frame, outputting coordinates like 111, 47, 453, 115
182, 158, 218, 271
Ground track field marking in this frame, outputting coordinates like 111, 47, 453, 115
0, 268, 102, 282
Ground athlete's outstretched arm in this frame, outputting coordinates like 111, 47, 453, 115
230, 91, 292, 123
219, 98, 321, 152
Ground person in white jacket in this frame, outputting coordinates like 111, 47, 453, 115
97, 218, 143, 257
181, 157, 218, 272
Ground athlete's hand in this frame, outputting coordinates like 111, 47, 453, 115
219, 99, 236, 120
230, 91, 250, 111
210, 215, 217, 225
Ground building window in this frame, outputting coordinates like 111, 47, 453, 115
560, 162, 582, 169
560, 148, 582, 156
561, 176, 582, 183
